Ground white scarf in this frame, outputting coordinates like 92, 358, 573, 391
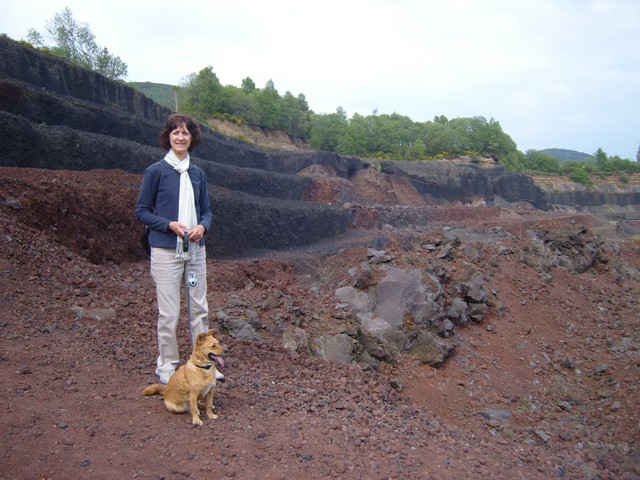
164, 150, 197, 230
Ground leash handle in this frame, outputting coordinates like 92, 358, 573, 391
175, 230, 191, 261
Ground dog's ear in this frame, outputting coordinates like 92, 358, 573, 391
207, 329, 217, 337
196, 332, 210, 344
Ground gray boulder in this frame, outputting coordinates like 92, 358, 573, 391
446, 297, 469, 325
462, 274, 488, 303
357, 312, 405, 363
468, 302, 489, 322
408, 330, 455, 366
334, 265, 452, 365
335, 286, 372, 314
374, 266, 442, 327
215, 310, 260, 340
282, 326, 309, 354
367, 248, 393, 264
309, 334, 355, 364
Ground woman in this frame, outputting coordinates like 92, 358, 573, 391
135, 113, 213, 384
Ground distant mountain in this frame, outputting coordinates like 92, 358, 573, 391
128, 82, 175, 111
539, 148, 593, 162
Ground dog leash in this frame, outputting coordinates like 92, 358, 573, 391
180, 232, 199, 329
179, 233, 225, 382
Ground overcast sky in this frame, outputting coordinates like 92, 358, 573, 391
2, 0, 639, 159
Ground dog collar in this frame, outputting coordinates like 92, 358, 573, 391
195, 363, 213, 370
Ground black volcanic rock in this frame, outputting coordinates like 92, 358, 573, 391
545, 190, 640, 207
0, 77, 366, 178
0, 110, 311, 199
208, 189, 350, 257
0, 34, 170, 122
382, 160, 550, 209
0, 78, 165, 147
0, 110, 350, 256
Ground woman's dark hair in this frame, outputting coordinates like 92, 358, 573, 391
159, 113, 202, 151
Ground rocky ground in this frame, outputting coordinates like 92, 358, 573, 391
1, 167, 639, 480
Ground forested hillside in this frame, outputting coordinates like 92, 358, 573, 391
128, 82, 175, 110
168, 65, 640, 186
118, 57, 640, 186
539, 148, 593, 162
126, 65, 640, 186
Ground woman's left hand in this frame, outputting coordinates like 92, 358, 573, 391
188, 224, 206, 242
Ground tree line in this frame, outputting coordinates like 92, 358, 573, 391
179, 67, 517, 161
178, 67, 311, 140
180, 66, 639, 186
503, 148, 640, 186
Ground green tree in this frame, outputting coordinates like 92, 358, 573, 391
180, 66, 222, 118
594, 148, 609, 171
25, 28, 45, 47
309, 108, 348, 151
241, 77, 256, 94
423, 121, 458, 156
523, 150, 561, 173
636, 144, 640, 162
410, 138, 427, 160
26, 7, 127, 80
254, 80, 281, 129
94, 47, 127, 79
295, 94, 312, 141
568, 164, 592, 186
278, 91, 311, 139
280, 92, 298, 136
500, 150, 526, 171
337, 113, 368, 156
447, 117, 516, 159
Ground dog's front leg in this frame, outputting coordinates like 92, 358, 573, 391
189, 391, 203, 426
205, 389, 218, 420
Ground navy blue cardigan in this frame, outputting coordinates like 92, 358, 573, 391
135, 159, 213, 249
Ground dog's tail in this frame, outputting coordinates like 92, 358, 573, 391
142, 383, 166, 396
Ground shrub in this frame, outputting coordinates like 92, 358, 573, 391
568, 167, 592, 187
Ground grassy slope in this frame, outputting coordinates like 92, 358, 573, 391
539, 148, 593, 162
128, 82, 175, 111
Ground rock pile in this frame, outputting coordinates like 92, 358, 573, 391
522, 226, 609, 274
325, 247, 492, 367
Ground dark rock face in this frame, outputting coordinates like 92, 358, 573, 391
382, 160, 550, 209
545, 190, 640, 207
492, 172, 549, 208
0, 37, 359, 257
0, 35, 170, 122
0, 78, 167, 148
208, 189, 350, 257
0, 73, 366, 178
0, 110, 349, 257
0, 110, 310, 200
0, 109, 157, 172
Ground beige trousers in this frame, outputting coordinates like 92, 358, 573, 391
150, 245, 208, 383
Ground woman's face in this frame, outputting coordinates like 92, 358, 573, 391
169, 123, 192, 158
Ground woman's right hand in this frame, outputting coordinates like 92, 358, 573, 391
168, 221, 188, 238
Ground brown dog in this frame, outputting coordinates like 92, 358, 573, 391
143, 330, 225, 425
